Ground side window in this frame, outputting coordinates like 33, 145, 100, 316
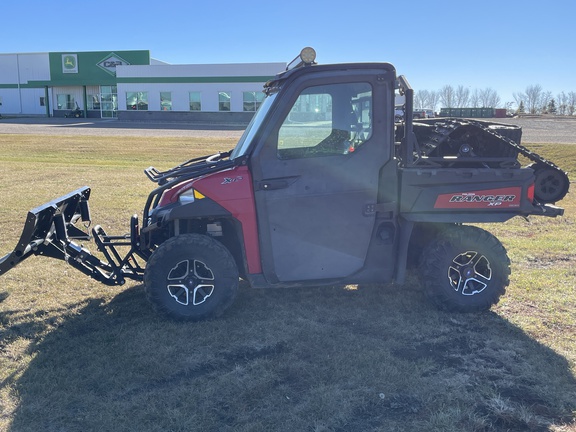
219, 91, 231, 111
57, 94, 75, 110
277, 82, 372, 159
189, 92, 201, 111
126, 92, 148, 110
160, 92, 172, 111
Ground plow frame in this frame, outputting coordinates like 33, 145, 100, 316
0, 187, 146, 285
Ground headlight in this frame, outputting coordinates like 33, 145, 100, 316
300, 47, 316, 64
177, 188, 205, 204
286, 47, 317, 70
157, 180, 205, 207
178, 188, 195, 204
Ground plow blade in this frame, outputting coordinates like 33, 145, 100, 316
0, 187, 144, 285
0, 187, 92, 274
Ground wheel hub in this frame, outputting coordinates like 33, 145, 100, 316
448, 250, 492, 296
166, 259, 215, 306
536, 171, 562, 199
462, 266, 475, 279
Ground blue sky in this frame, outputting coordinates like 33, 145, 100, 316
2, 0, 574, 105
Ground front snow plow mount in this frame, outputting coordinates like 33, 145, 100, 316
0, 187, 146, 285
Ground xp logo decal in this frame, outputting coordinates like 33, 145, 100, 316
221, 176, 243, 185
62, 54, 78, 73
97, 53, 130, 76
434, 187, 522, 209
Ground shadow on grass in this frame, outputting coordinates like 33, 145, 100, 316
4, 282, 576, 432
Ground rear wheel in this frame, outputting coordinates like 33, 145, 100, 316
419, 225, 510, 312
144, 234, 239, 321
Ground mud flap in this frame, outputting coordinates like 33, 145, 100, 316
0, 187, 144, 285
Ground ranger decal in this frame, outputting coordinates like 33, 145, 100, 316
434, 187, 522, 209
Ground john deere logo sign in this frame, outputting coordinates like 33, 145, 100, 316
97, 53, 130, 76
62, 54, 78, 73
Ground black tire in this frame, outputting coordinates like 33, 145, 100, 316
419, 225, 510, 312
144, 234, 239, 321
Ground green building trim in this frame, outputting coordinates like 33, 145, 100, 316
49, 50, 150, 84
116, 76, 274, 84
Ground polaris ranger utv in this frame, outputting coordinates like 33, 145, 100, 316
0, 48, 570, 320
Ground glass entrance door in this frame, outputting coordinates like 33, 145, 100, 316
100, 86, 118, 118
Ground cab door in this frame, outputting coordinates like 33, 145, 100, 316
251, 70, 395, 283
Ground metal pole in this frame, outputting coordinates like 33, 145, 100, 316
83, 85, 87, 118
45, 86, 50, 117
16, 54, 23, 114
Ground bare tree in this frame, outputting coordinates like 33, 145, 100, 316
414, 89, 430, 110
470, 89, 480, 108
479, 88, 501, 108
568, 91, 576, 116
524, 84, 543, 114
455, 85, 470, 108
414, 89, 440, 112
428, 90, 440, 113
439, 85, 455, 108
540, 91, 553, 113
557, 91, 568, 115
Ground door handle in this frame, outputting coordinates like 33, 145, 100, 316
259, 180, 289, 190
258, 176, 299, 191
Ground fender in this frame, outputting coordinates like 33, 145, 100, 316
193, 166, 262, 274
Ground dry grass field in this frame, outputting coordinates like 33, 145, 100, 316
0, 133, 574, 431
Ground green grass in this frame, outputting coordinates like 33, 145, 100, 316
0, 134, 575, 431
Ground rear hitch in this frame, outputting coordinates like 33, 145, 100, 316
0, 187, 146, 285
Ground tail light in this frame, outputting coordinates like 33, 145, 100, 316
527, 183, 535, 203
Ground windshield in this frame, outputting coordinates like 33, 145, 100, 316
230, 93, 277, 160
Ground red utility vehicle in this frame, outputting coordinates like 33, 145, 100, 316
0, 48, 569, 320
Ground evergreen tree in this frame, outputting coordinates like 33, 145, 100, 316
517, 100, 525, 114
548, 98, 557, 114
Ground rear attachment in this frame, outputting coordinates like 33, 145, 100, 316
0, 187, 146, 285
404, 118, 570, 203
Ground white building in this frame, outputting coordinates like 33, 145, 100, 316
0, 50, 285, 124
0, 52, 51, 116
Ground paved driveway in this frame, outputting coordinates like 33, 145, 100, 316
0, 118, 245, 139
488, 117, 576, 144
1, 116, 575, 144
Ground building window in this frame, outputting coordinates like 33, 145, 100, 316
87, 94, 101, 110
57, 94, 75, 110
102, 86, 117, 95
101, 86, 118, 118
160, 92, 172, 111
126, 92, 148, 110
243, 91, 265, 112
218, 91, 231, 111
189, 92, 201, 111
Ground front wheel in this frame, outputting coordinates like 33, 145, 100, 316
144, 234, 239, 321
419, 225, 510, 312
